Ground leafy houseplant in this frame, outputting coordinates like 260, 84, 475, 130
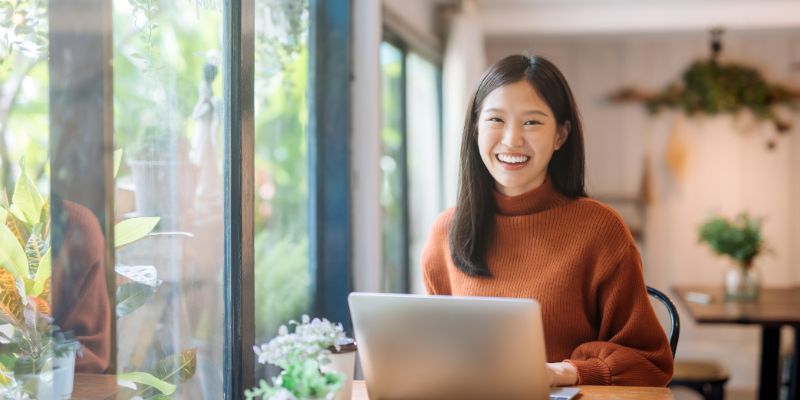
698, 213, 765, 300
0, 155, 197, 398
248, 315, 356, 400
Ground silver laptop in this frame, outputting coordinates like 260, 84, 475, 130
348, 293, 580, 400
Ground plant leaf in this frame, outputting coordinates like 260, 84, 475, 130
115, 282, 157, 318
5, 211, 29, 247
114, 149, 123, 179
24, 231, 47, 277
0, 269, 22, 327
32, 248, 50, 297
39, 200, 50, 239
0, 224, 29, 278
0, 207, 6, 225
0, 361, 12, 386
117, 371, 176, 395
114, 217, 160, 248
153, 349, 197, 384
11, 160, 44, 226
115, 265, 160, 287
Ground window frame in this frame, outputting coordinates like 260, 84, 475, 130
47, 0, 354, 397
380, 27, 444, 294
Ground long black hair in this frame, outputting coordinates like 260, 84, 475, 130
449, 54, 586, 277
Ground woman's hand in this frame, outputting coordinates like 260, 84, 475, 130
546, 362, 578, 387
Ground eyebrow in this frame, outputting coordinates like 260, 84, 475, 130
482, 107, 549, 117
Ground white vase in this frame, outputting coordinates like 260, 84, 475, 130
320, 344, 357, 400
52, 349, 76, 399
724, 263, 760, 301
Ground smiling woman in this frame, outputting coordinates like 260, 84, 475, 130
477, 80, 570, 197
422, 54, 673, 388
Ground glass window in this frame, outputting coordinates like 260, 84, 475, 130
0, 0, 54, 396
379, 38, 443, 295
406, 53, 443, 295
0, 0, 343, 396
379, 41, 408, 293
113, 0, 224, 397
252, 0, 312, 358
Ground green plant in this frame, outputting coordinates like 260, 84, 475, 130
246, 359, 343, 400
646, 60, 799, 132
248, 315, 350, 400
0, 0, 48, 68
0, 155, 197, 398
698, 212, 765, 268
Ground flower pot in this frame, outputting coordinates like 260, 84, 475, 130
724, 263, 760, 301
14, 349, 75, 399
52, 347, 77, 399
320, 342, 357, 400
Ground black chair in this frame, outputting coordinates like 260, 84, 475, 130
647, 286, 680, 357
646, 286, 729, 400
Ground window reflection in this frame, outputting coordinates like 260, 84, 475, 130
113, 0, 224, 397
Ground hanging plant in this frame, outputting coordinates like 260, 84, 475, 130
609, 29, 800, 149
643, 60, 799, 133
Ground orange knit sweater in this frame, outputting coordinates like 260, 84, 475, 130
421, 179, 673, 386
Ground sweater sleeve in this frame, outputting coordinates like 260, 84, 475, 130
421, 209, 453, 295
566, 243, 673, 386
53, 201, 111, 374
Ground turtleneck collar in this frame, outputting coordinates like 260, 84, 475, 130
493, 177, 569, 216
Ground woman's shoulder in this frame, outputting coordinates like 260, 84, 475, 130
569, 197, 633, 240
430, 207, 456, 235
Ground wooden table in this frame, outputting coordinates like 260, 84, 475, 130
673, 285, 800, 400
352, 380, 673, 399
71, 375, 673, 399
72, 373, 120, 399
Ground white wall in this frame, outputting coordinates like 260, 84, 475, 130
383, 0, 438, 41
486, 29, 800, 391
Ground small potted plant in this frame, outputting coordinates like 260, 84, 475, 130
698, 212, 766, 300
248, 315, 357, 400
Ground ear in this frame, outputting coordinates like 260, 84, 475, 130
555, 121, 571, 150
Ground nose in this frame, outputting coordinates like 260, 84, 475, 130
500, 123, 524, 148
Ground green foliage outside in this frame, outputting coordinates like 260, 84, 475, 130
379, 42, 404, 292
698, 213, 765, 268
252, 0, 312, 343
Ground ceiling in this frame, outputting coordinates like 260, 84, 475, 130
447, 0, 800, 36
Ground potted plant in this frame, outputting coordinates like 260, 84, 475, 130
0, 157, 194, 398
0, 162, 81, 399
698, 212, 765, 300
248, 315, 357, 400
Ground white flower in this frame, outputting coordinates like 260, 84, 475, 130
268, 388, 297, 400
253, 315, 350, 367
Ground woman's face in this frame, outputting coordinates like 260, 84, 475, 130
477, 80, 567, 197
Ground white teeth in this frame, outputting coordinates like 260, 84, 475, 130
496, 154, 530, 164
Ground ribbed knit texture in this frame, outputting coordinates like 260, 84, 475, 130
53, 200, 111, 373
421, 179, 673, 386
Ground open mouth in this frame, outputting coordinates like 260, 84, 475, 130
496, 153, 530, 165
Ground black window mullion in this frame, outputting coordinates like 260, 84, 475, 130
309, 0, 353, 329
223, 0, 255, 397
